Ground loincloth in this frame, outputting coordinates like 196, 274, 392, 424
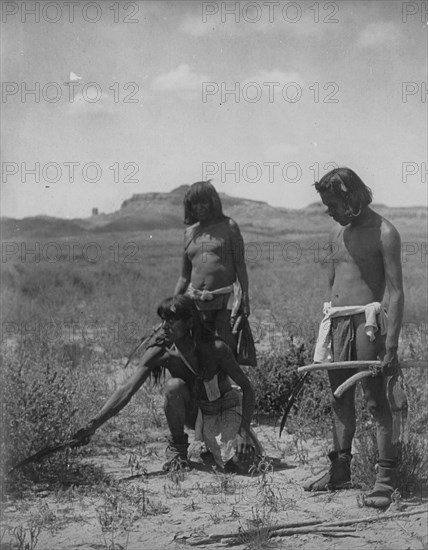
314, 302, 388, 363
195, 388, 263, 468
168, 342, 263, 465
330, 315, 358, 362
186, 283, 234, 311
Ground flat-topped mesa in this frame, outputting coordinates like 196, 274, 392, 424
120, 193, 166, 209
119, 187, 269, 212
169, 185, 191, 195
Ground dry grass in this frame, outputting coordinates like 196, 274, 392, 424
0, 218, 426, 545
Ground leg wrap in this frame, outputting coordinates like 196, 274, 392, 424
304, 450, 352, 492
363, 464, 397, 509
163, 434, 190, 472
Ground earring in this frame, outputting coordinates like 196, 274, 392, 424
350, 205, 361, 217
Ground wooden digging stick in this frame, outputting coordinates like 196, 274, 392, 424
9, 438, 83, 473
334, 360, 425, 398
298, 360, 426, 375
334, 371, 378, 398
297, 361, 381, 373
297, 360, 425, 398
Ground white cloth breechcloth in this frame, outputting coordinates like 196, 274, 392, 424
186, 282, 242, 317
195, 388, 263, 467
172, 343, 263, 467
314, 301, 388, 363
195, 388, 243, 466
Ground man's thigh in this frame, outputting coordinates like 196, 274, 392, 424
214, 308, 232, 333
353, 313, 385, 361
361, 374, 387, 405
328, 367, 358, 393
200, 307, 230, 323
168, 378, 198, 429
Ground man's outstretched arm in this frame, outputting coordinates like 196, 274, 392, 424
74, 346, 163, 440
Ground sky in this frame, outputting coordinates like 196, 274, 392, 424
1, 0, 427, 219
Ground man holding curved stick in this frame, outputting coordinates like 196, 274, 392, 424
304, 167, 405, 508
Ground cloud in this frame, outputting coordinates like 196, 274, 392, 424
358, 22, 401, 49
151, 64, 210, 93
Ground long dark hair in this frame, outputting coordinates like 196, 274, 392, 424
183, 181, 225, 225
314, 167, 373, 216
158, 295, 217, 344
157, 295, 195, 324
152, 295, 218, 383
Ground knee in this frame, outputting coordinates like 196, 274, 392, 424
331, 395, 355, 421
164, 378, 187, 399
367, 399, 383, 418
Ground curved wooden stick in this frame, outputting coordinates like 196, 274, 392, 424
334, 371, 373, 398
297, 361, 380, 373
9, 438, 83, 473
334, 360, 426, 398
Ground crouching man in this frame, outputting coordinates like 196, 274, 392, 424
73, 295, 262, 473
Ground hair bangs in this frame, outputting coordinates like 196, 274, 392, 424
157, 295, 194, 321
183, 180, 224, 225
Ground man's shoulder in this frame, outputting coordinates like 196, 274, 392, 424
379, 215, 400, 234
225, 216, 238, 228
184, 223, 200, 248
208, 216, 236, 230
364, 208, 399, 234
185, 222, 199, 236
379, 216, 401, 249
224, 217, 243, 238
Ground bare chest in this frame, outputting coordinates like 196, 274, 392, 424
186, 226, 231, 261
167, 346, 219, 381
333, 227, 382, 265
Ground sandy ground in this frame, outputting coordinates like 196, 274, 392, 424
1, 424, 427, 550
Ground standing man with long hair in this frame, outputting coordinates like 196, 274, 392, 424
305, 167, 405, 508
174, 181, 250, 351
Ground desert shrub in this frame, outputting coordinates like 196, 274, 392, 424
0, 337, 109, 487
290, 370, 332, 439
1, 227, 426, 499
352, 401, 428, 496
248, 338, 332, 440
248, 340, 311, 418
352, 330, 428, 496
253, 328, 428, 491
